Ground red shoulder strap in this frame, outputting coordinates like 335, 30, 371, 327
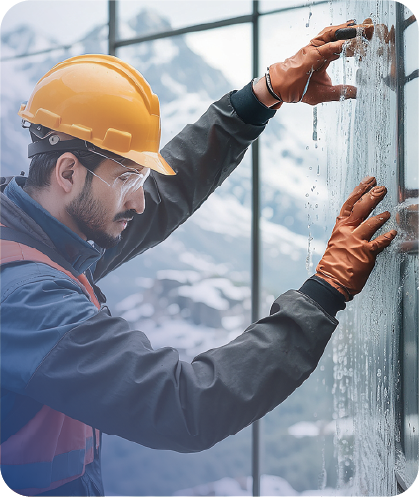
0, 235, 100, 309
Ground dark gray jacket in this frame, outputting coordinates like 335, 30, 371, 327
1, 90, 339, 496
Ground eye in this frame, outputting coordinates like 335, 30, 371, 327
118, 173, 132, 182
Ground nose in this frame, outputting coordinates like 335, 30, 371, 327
124, 187, 145, 214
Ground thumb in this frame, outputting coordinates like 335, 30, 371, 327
322, 84, 357, 102
303, 84, 357, 104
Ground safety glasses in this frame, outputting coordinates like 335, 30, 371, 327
83, 146, 150, 194
85, 166, 150, 192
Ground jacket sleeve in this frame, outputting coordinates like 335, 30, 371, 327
20, 280, 337, 453
93, 92, 268, 281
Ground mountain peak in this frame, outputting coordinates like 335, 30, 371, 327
1, 24, 56, 56
128, 8, 172, 36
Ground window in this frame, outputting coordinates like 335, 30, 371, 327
103, 19, 254, 497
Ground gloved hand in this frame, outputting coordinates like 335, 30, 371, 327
316, 176, 397, 301
264, 19, 374, 107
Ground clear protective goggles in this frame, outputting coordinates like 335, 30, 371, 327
23, 125, 150, 196
82, 145, 151, 195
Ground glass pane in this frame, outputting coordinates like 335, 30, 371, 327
1, 0, 108, 47
260, 0, 316, 14
404, 9, 419, 76
312, 0, 417, 495
260, 0, 418, 495
1, 2, 108, 178
97, 24, 252, 496
405, 79, 419, 191
400, 255, 419, 489
117, 0, 252, 41
259, 2, 344, 495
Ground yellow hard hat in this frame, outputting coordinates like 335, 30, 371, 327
18, 54, 175, 175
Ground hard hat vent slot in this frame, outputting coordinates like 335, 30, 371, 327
103, 128, 132, 153
69, 124, 93, 141
34, 108, 61, 129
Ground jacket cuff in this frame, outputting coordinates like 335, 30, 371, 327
299, 275, 346, 317
230, 81, 277, 125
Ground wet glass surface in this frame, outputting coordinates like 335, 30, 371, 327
259, 3, 344, 494
404, 80, 419, 190
259, 1, 418, 494
320, 1, 419, 494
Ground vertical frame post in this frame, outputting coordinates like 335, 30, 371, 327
108, 0, 117, 56
251, 2, 261, 496
395, 1, 405, 196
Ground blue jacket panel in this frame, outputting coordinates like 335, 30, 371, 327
1, 261, 98, 395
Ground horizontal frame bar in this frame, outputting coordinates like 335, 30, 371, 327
114, 1, 329, 48
1, 0, 328, 62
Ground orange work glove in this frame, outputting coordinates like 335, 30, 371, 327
316, 176, 397, 301
266, 19, 374, 107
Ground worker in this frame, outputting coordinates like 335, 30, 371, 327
0, 20, 395, 496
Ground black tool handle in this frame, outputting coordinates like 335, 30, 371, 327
335, 27, 357, 40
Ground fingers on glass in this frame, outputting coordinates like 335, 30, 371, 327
369, 230, 398, 254
317, 40, 346, 58
356, 211, 391, 240
350, 186, 387, 220
339, 177, 377, 217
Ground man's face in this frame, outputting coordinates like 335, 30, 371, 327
66, 159, 148, 248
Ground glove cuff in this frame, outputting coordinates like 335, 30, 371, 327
299, 275, 346, 316
315, 270, 354, 301
230, 81, 277, 125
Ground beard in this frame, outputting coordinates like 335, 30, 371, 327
66, 180, 133, 249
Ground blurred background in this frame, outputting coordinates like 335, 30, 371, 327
1, 1, 418, 496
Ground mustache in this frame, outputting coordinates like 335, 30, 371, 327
113, 210, 137, 222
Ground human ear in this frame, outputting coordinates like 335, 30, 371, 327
54, 153, 83, 193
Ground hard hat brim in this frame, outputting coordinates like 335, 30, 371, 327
125, 151, 176, 176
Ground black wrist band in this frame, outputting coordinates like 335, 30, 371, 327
265, 67, 283, 102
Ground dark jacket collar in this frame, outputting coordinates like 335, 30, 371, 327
2, 177, 103, 275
